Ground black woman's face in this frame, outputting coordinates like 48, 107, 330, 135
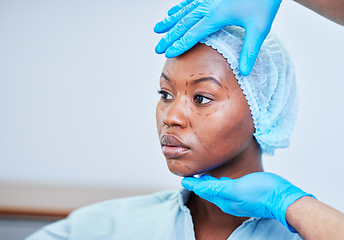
156, 44, 257, 177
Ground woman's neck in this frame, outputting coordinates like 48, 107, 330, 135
187, 193, 249, 240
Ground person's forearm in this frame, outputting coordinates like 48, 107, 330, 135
286, 196, 344, 239
293, 0, 344, 25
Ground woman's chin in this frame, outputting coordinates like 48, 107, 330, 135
166, 159, 198, 177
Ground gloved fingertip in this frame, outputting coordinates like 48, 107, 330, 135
168, 6, 180, 16
155, 44, 164, 54
165, 47, 178, 58
181, 177, 195, 190
154, 22, 167, 34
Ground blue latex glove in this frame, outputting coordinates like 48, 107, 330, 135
154, 0, 282, 76
181, 172, 315, 232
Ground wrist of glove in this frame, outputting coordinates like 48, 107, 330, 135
181, 172, 315, 232
265, 179, 315, 232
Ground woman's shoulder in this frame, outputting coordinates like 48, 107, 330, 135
70, 189, 181, 216
25, 190, 184, 240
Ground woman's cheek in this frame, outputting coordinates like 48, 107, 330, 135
156, 103, 164, 134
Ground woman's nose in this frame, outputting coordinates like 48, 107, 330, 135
163, 99, 188, 129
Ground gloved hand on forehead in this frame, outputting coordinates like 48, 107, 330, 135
181, 172, 315, 232
154, 0, 282, 76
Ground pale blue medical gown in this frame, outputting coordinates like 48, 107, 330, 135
25, 189, 302, 240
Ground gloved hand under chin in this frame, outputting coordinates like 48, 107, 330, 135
154, 0, 282, 76
181, 172, 315, 232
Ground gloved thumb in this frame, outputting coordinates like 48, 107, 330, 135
181, 176, 204, 191
193, 179, 234, 198
239, 28, 267, 76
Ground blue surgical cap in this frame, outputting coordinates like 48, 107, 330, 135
200, 26, 298, 155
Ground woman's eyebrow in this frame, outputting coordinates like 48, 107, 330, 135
160, 73, 222, 87
160, 72, 170, 82
190, 77, 222, 87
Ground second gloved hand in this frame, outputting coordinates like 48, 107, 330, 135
154, 0, 282, 75
181, 172, 315, 232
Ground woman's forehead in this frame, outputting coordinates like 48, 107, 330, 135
163, 44, 232, 79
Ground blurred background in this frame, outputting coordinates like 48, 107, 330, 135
0, 0, 343, 239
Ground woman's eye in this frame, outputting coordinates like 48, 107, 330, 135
193, 94, 212, 105
158, 90, 173, 101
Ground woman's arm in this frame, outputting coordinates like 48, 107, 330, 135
286, 196, 344, 239
293, 0, 344, 25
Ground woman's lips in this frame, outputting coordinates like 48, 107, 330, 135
161, 135, 190, 158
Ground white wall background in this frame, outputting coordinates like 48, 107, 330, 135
0, 1, 343, 211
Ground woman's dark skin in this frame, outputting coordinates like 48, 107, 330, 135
156, 43, 263, 239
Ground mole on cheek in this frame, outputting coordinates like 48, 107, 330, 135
184, 164, 191, 170
168, 159, 181, 165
